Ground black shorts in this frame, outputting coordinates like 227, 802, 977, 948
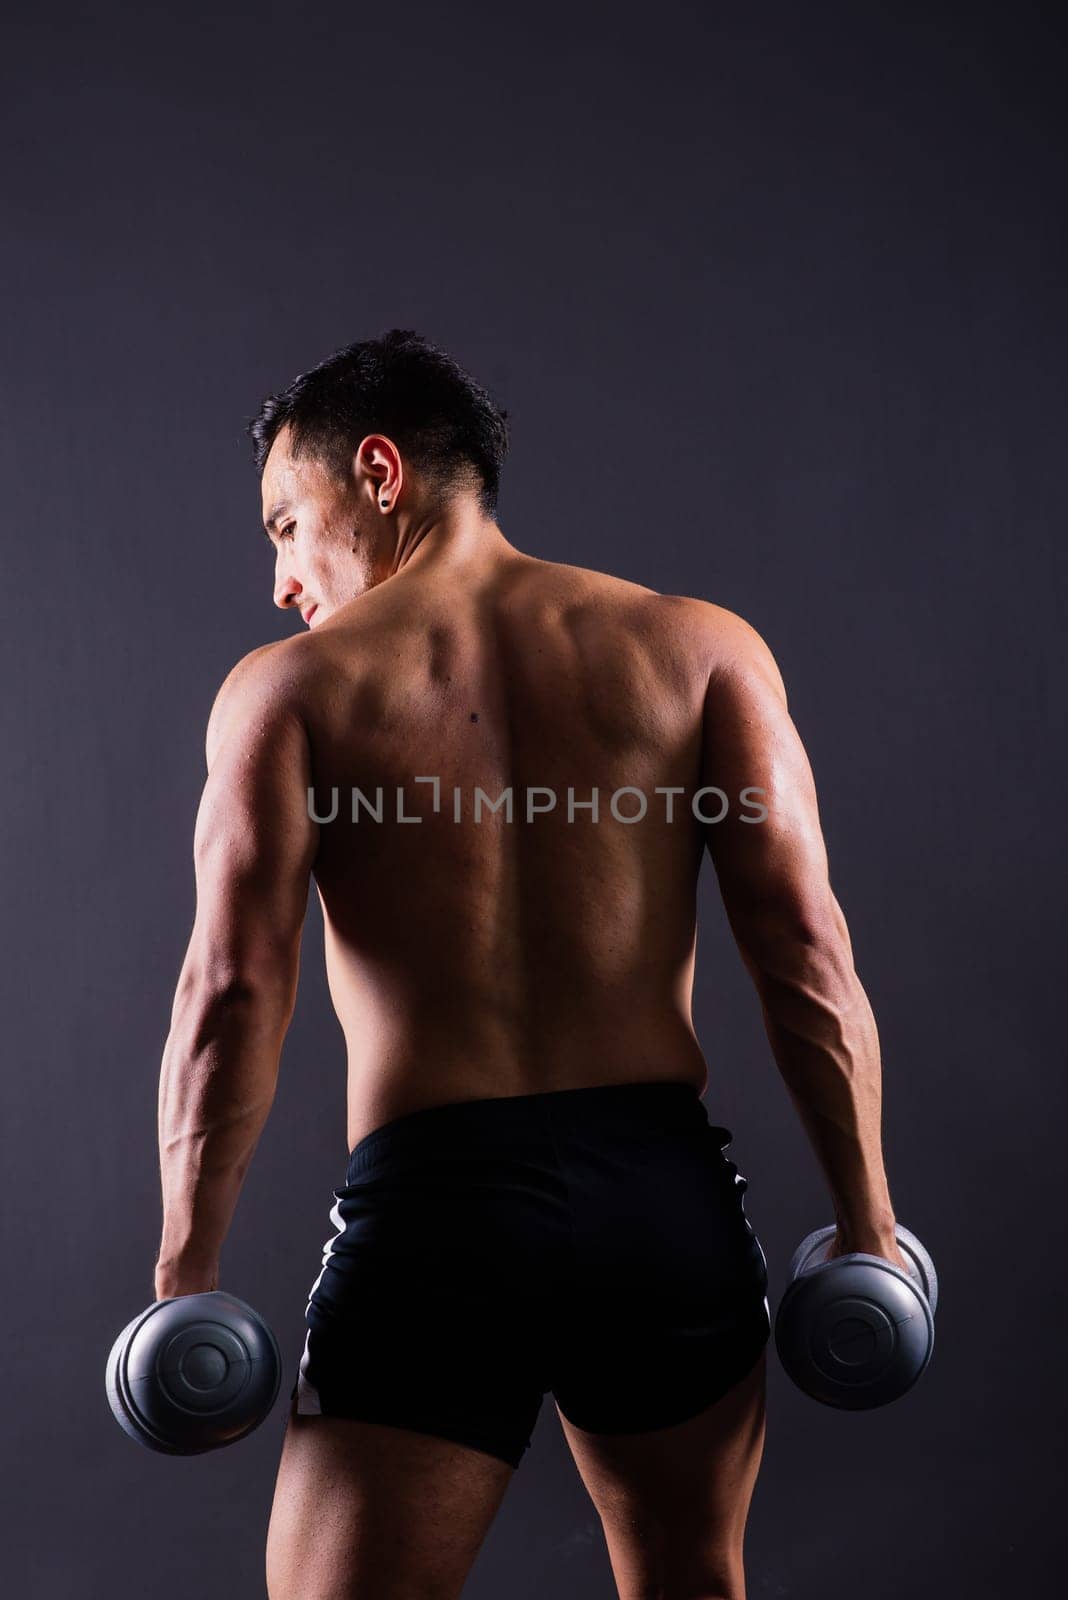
292, 1079, 770, 1470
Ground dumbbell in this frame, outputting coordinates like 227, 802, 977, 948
105, 1290, 282, 1454
774, 1222, 937, 1409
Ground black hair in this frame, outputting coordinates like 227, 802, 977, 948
247, 328, 509, 515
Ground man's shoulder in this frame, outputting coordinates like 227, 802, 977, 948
530, 561, 740, 632
645, 593, 776, 672
205, 638, 312, 766
531, 564, 779, 681
213, 636, 313, 709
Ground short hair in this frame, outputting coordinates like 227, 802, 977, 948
247, 328, 510, 515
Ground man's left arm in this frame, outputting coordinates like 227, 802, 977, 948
154, 646, 319, 1299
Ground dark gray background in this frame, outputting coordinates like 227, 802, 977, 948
2, 2, 1063, 1594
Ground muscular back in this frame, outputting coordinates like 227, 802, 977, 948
287, 551, 720, 1148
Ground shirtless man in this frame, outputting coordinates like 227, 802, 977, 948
154, 329, 906, 1600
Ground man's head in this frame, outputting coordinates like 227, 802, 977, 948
249, 329, 509, 625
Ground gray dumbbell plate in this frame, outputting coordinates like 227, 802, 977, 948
106, 1290, 281, 1454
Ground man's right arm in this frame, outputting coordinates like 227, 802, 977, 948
698, 605, 903, 1262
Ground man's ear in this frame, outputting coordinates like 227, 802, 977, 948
354, 433, 403, 508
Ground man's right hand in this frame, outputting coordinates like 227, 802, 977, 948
827, 1226, 911, 1278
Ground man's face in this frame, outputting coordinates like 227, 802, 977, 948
260, 425, 382, 627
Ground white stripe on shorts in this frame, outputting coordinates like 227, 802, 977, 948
295, 1191, 346, 1416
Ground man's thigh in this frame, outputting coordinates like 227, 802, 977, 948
265, 1394, 514, 1600
556, 1350, 768, 1600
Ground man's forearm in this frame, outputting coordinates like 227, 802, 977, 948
743, 937, 897, 1247
156, 977, 289, 1292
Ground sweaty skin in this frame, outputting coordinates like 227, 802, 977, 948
155, 426, 904, 1300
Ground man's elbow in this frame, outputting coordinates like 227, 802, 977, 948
171, 949, 298, 1032
728, 890, 855, 987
